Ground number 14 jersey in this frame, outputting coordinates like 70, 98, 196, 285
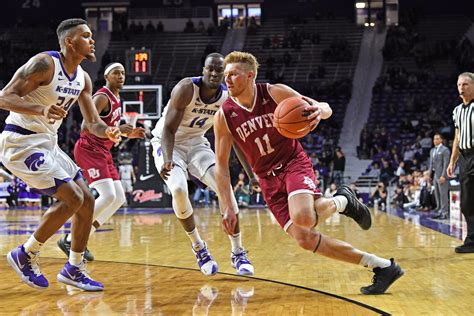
152, 77, 228, 143
221, 83, 303, 178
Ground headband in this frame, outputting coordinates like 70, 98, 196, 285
104, 63, 124, 76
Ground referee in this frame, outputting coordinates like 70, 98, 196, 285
448, 72, 474, 253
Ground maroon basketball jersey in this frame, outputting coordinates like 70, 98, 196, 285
81, 86, 122, 150
222, 83, 304, 177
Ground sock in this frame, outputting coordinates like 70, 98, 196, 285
332, 196, 348, 213
359, 253, 391, 269
69, 250, 84, 266
66, 234, 72, 243
187, 228, 205, 251
228, 232, 243, 253
24, 235, 43, 253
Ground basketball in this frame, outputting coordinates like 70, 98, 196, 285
273, 96, 312, 139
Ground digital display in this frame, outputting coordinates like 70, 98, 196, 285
127, 49, 152, 75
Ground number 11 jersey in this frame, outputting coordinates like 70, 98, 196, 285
221, 83, 303, 178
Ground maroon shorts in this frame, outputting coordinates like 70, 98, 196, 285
74, 138, 119, 185
259, 150, 322, 231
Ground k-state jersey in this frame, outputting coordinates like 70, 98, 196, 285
221, 83, 303, 177
6, 51, 85, 135
81, 86, 121, 150
152, 77, 228, 142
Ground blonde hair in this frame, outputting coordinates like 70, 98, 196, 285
224, 51, 259, 77
459, 72, 474, 82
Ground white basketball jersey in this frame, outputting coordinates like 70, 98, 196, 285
119, 164, 134, 180
152, 77, 228, 143
6, 51, 85, 135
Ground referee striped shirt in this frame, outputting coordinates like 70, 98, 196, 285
453, 100, 474, 150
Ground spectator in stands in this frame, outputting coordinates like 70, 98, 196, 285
193, 182, 210, 207
332, 147, 345, 185
395, 161, 406, 177
324, 182, 337, 197
379, 159, 394, 185
234, 172, 250, 207
145, 21, 155, 33
184, 19, 195, 33
157, 21, 164, 32
197, 20, 206, 34
419, 170, 435, 212
370, 182, 387, 210
391, 185, 409, 209
350, 182, 363, 203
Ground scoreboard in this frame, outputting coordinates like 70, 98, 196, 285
126, 48, 152, 76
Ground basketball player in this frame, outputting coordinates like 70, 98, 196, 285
151, 53, 253, 276
57, 62, 145, 261
0, 18, 121, 291
214, 51, 404, 295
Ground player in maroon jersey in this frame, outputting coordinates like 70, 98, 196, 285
57, 63, 145, 261
214, 51, 404, 295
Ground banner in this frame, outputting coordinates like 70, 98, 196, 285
130, 139, 172, 208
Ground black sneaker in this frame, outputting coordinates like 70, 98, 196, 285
57, 234, 95, 262
335, 185, 372, 230
360, 258, 404, 295
455, 244, 474, 253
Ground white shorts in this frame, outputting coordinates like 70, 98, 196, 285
121, 179, 133, 193
0, 130, 81, 195
151, 136, 215, 180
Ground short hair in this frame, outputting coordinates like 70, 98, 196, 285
224, 51, 259, 77
205, 52, 224, 60
56, 18, 88, 44
458, 72, 474, 82
434, 132, 444, 139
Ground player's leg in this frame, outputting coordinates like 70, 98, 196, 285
192, 143, 254, 275
152, 139, 217, 275
56, 177, 104, 291
92, 180, 126, 229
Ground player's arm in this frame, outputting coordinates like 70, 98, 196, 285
447, 128, 460, 178
268, 83, 332, 128
159, 78, 194, 180
0, 54, 67, 120
78, 72, 121, 143
214, 109, 239, 235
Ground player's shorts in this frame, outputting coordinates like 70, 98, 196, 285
258, 150, 322, 231
121, 179, 133, 193
151, 136, 215, 180
0, 125, 82, 196
74, 137, 119, 186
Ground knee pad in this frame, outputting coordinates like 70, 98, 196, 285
166, 167, 193, 219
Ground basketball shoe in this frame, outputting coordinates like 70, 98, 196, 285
335, 185, 372, 230
6, 245, 49, 289
57, 261, 104, 291
231, 249, 254, 275
192, 242, 218, 276
57, 234, 95, 262
360, 258, 404, 295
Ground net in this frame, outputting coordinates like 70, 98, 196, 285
123, 112, 140, 128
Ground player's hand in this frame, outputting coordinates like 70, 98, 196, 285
43, 104, 67, 123
439, 176, 446, 184
128, 127, 146, 139
160, 161, 174, 180
105, 126, 121, 144
301, 96, 322, 130
222, 209, 237, 235
447, 163, 455, 178
249, 177, 260, 194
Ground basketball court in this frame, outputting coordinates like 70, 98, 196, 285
1, 206, 472, 315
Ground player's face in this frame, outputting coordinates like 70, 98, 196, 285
106, 67, 126, 89
224, 63, 251, 97
70, 24, 96, 62
203, 57, 224, 89
458, 75, 474, 101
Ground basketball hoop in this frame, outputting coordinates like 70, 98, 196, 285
123, 112, 140, 128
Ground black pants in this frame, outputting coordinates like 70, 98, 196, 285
458, 150, 474, 246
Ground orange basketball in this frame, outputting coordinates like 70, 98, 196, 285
273, 96, 312, 139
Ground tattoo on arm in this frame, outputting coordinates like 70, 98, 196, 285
19, 57, 50, 79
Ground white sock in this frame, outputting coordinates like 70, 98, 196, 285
66, 234, 72, 242
69, 250, 84, 266
187, 228, 205, 251
24, 235, 43, 253
359, 253, 391, 269
228, 232, 243, 253
332, 196, 348, 213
